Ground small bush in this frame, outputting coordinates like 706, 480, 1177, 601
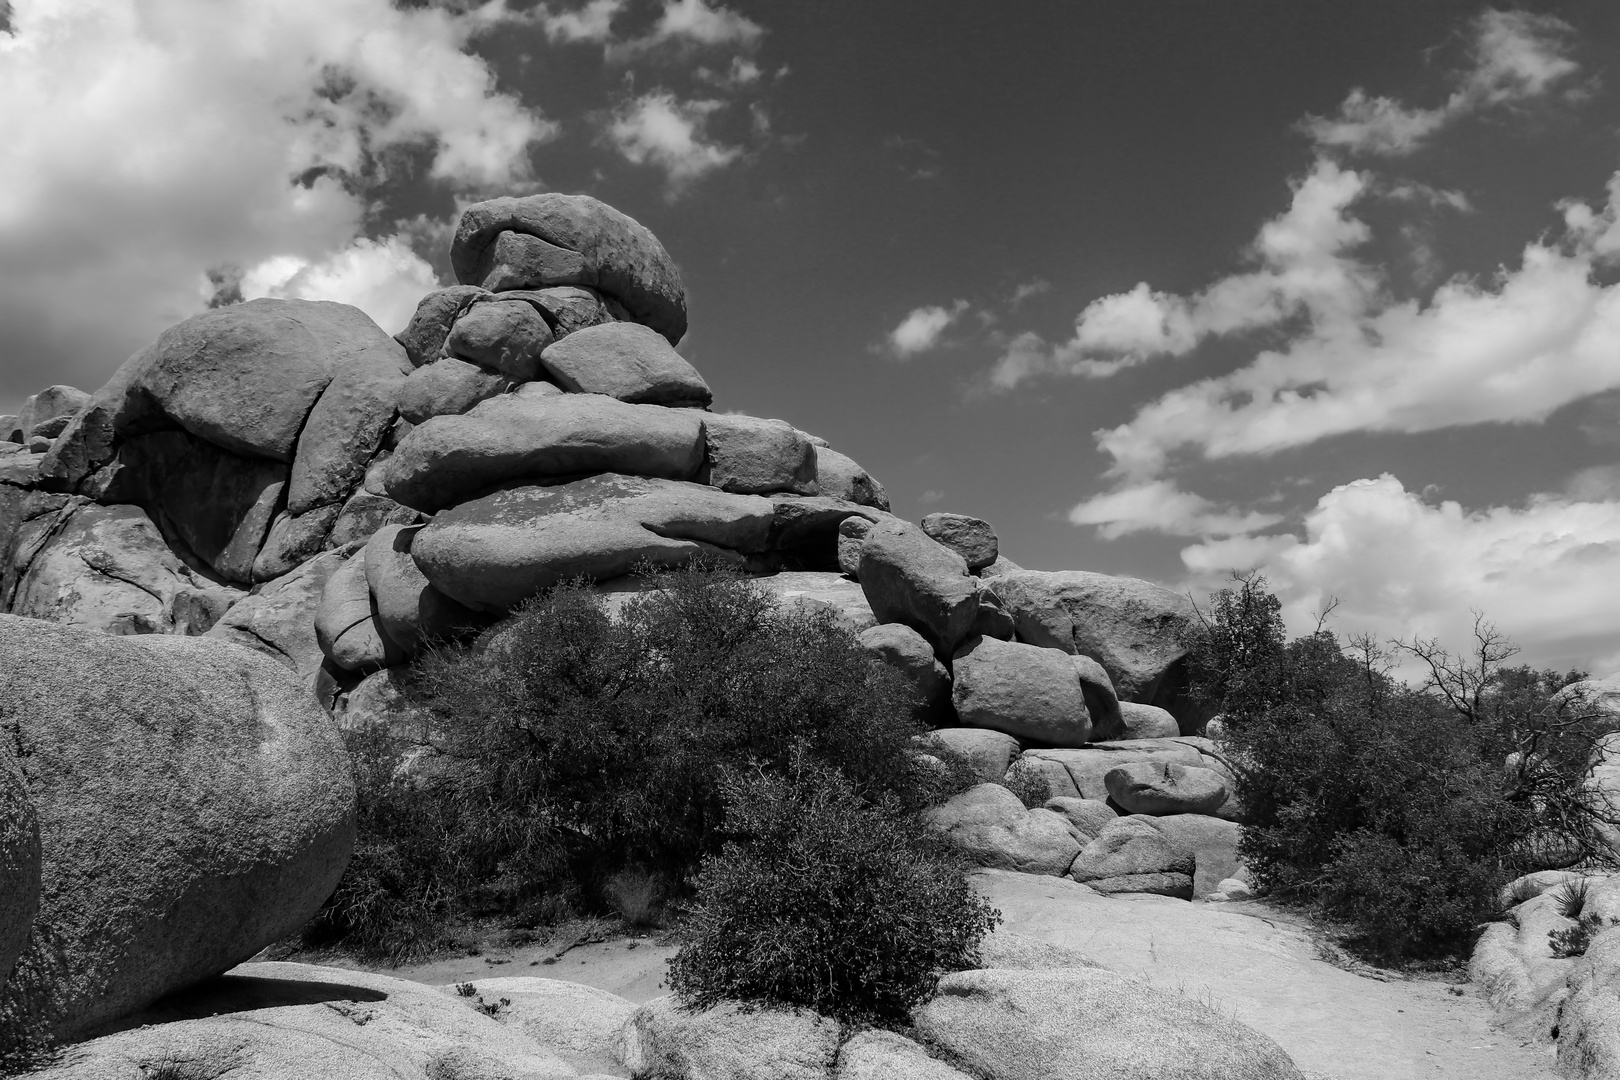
1554, 877, 1592, 919
603, 867, 668, 928
667, 763, 1001, 1024
1001, 760, 1052, 809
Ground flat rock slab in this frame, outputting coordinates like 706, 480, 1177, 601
975, 869, 1561, 1080
413, 473, 776, 611
382, 392, 705, 513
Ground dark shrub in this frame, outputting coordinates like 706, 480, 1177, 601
314, 562, 975, 959
668, 763, 1000, 1023
1191, 574, 1610, 964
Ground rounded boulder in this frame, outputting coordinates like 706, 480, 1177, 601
0, 617, 355, 1043
1104, 761, 1229, 816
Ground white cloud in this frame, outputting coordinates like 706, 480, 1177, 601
645, 0, 762, 48
240, 234, 440, 335
606, 91, 742, 191
1009, 278, 1052, 307
697, 55, 762, 88
992, 159, 1374, 387
537, 0, 624, 43
1304, 10, 1580, 156
1069, 480, 1284, 541
887, 300, 969, 358
0, 0, 551, 407
1179, 474, 1620, 675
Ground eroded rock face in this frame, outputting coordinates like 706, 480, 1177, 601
0, 618, 354, 1043
444, 976, 634, 1075
382, 392, 706, 514
412, 474, 776, 611
0, 763, 39, 990
858, 519, 978, 659
452, 192, 688, 344
540, 321, 712, 407
927, 783, 1084, 876
206, 546, 350, 680
992, 569, 1200, 726
1067, 815, 1194, 898
913, 967, 1305, 1080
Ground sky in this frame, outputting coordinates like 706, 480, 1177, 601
4, 0, 1620, 675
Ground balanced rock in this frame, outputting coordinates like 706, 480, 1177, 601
452, 193, 688, 344
413, 473, 775, 611
1068, 815, 1194, 898
382, 392, 705, 513
914, 967, 1305, 1080
952, 635, 1114, 746
859, 622, 952, 725
991, 569, 1199, 723
444, 298, 554, 379
921, 512, 998, 571
621, 996, 841, 1080
1105, 761, 1229, 816
0, 618, 354, 1043
922, 728, 1022, 783
858, 518, 978, 657
540, 321, 711, 407
703, 413, 817, 495
927, 783, 1084, 876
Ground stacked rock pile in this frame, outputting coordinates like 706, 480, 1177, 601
1, 190, 1243, 907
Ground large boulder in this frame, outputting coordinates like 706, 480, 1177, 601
126, 299, 405, 462
0, 618, 354, 1043
286, 349, 409, 515
991, 569, 1199, 725
15, 385, 90, 441
315, 548, 397, 672
381, 392, 706, 514
858, 519, 978, 658
364, 524, 487, 654
813, 446, 889, 511
6, 500, 238, 635
412, 474, 776, 611
1105, 761, 1230, 816
444, 297, 555, 380
1067, 815, 1194, 898
206, 546, 350, 680
620, 995, 841, 1080
0, 763, 39, 989
703, 413, 818, 495
251, 503, 343, 582
921, 512, 998, 572
28, 962, 580, 1080
1149, 814, 1244, 899
1118, 701, 1180, 740
452, 193, 688, 344
396, 355, 515, 424
1017, 738, 1232, 802
913, 967, 1305, 1080
1558, 925, 1620, 1080
952, 635, 1118, 746
926, 783, 1084, 876
1041, 797, 1118, 841
396, 284, 490, 367
540, 321, 712, 407
858, 622, 952, 725
511, 284, 620, 337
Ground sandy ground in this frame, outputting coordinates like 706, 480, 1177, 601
322, 871, 1557, 1080
975, 870, 1559, 1080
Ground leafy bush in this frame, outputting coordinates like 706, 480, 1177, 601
313, 562, 974, 959
1191, 574, 1612, 964
667, 763, 1000, 1023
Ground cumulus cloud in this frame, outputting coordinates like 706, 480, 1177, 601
240, 235, 440, 335
0, 0, 551, 409
537, 0, 624, 43
640, 0, 762, 48
1179, 475, 1620, 674
991, 159, 1374, 387
1069, 480, 1283, 541
1303, 10, 1580, 156
606, 91, 743, 192
886, 301, 969, 358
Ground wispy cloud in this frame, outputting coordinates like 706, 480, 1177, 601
1303, 10, 1581, 156
536, 0, 624, 44
885, 300, 969, 358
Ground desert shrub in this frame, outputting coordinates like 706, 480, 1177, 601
667, 763, 1000, 1023
1191, 574, 1611, 964
315, 562, 971, 958
1001, 759, 1052, 808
